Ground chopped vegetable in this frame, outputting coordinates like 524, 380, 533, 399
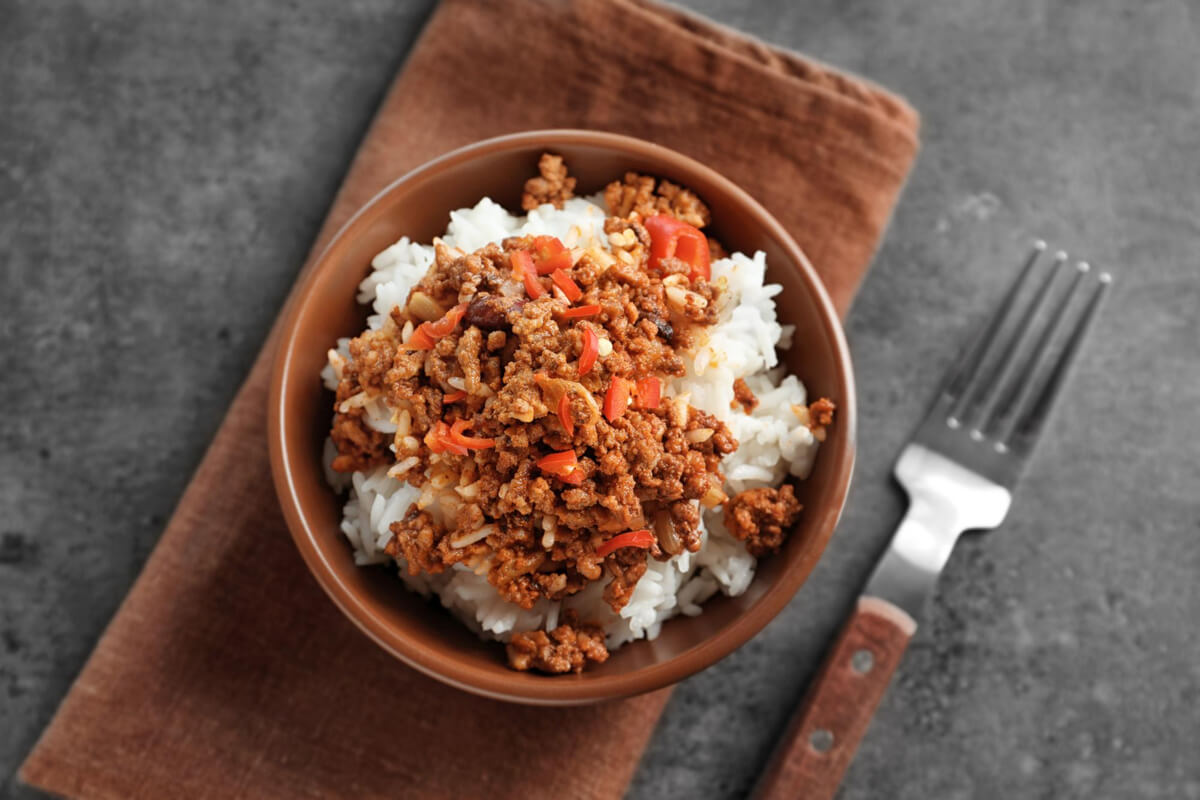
443, 390, 467, 403
595, 529, 656, 558
425, 303, 467, 337
644, 214, 711, 281
579, 328, 599, 376
425, 420, 469, 456
511, 250, 546, 298
531, 235, 573, 274
603, 376, 631, 422
536, 449, 583, 483
635, 377, 661, 409
448, 418, 496, 450
550, 269, 583, 302
558, 468, 585, 485
512, 249, 533, 277
407, 325, 438, 350
406, 303, 468, 350
406, 290, 444, 321
536, 450, 577, 472
557, 392, 574, 436
560, 304, 601, 319
522, 271, 546, 299
534, 373, 601, 426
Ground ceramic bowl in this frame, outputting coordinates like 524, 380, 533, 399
268, 130, 855, 705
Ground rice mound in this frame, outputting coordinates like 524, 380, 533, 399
322, 195, 820, 649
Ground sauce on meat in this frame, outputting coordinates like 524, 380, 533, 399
330, 156, 833, 672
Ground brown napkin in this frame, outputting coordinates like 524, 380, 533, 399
20, 1, 918, 797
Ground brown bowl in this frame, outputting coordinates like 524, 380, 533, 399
268, 130, 855, 705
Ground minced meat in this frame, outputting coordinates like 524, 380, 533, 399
807, 397, 836, 442
329, 365, 392, 473
603, 172, 711, 229
506, 611, 609, 673
732, 377, 759, 414
329, 155, 829, 672
331, 185, 736, 615
522, 153, 576, 210
723, 484, 804, 556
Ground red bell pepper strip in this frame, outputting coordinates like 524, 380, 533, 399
536, 449, 577, 472
443, 390, 467, 404
536, 449, 583, 483
595, 529, 656, 558
512, 250, 546, 299
644, 214, 711, 281
425, 303, 467, 337
425, 420, 469, 456
407, 303, 468, 350
531, 235, 573, 274
407, 326, 438, 350
579, 328, 599, 376
557, 393, 574, 436
558, 468, 585, 485
448, 418, 496, 450
635, 377, 661, 409
603, 376, 631, 422
560, 304, 601, 320
550, 269, 583, 302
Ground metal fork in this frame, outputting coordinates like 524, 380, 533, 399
753, 242, 1112, 800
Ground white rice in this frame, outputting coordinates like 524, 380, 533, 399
322, 196, 821, 649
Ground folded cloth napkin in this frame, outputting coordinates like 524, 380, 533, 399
20, 1, 919, 797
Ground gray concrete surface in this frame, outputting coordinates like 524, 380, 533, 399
2, 1, 1197, 798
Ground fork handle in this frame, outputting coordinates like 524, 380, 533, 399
751, 596, 917, 800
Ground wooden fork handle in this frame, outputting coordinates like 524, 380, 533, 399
752, 596, 917, 800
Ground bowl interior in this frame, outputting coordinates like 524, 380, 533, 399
271, 132, 854, 704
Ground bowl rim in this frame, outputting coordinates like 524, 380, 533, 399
268, 129, 856, 704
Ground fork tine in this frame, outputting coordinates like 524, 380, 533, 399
944, 241, 1046, 426
975, 259, 1090, 436
988, 259, 1091, 425
957, 249, 1067, 433
996, 271, 1112, 448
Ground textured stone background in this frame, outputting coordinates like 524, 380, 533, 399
2, 1, 1198, 798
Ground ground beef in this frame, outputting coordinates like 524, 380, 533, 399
732, 377, 759, 414
328, 155, 827, 673
807, 397, 836, 442
385, 507, 448, 575
521, 153, 576, 210
506, 611, 609, 673
332, 219, 737, 615
329, 367, 392, 473
603, 172, 711, 228
723, 484, 805, 557
329, 408, 390, 473
602, 549, 649, 612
